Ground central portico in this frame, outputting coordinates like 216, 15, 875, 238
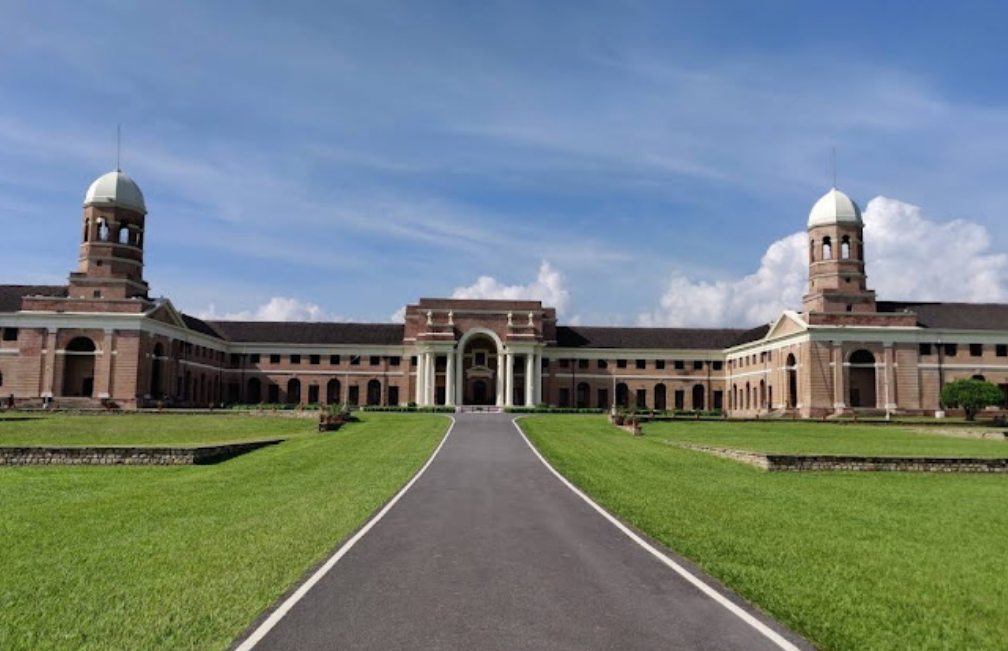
405, 298, 553, 407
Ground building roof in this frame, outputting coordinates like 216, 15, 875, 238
556, 325, 764, 351
413, 298, 545, 311
84, 170, 147, 214
807, 188, 862, 228
878, 301, 1008, 331
206, 320, 406, 345
0, 285, 68, 312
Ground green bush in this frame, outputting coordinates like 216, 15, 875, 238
941, 379, 1005, 421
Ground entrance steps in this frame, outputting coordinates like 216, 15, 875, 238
455, 405, 504, 414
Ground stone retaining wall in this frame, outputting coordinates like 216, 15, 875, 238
674, 443, 1008, 473
0, 439, 284, 466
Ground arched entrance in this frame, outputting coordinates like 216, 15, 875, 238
287, 378, 301, 405
654, 384, 667, 411
461, 331, 500, 406
62, 337, 96, 397
848, 350, 877, 408
692, 384, 705, 411
247, 377, 262, 403
786, 353, 798, 408
367, 379, 382, 406
326, 378, 341, 404
615, 382, 629, 408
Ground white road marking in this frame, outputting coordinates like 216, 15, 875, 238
511, 418, 803, 651
234, 417, 456, 651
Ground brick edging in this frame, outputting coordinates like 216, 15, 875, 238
0, 439, 285, 466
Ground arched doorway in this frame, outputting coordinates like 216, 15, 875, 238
247, 377, 262, 403
654, 384, 667, 411
692, 384, 705, 411
367, 379, 382, 406
62, 337, 96, 397
151, 343, 164, 399
615, 382, 629, 408
576, 382, 590, 409
848, 350, 876, 408
786, 353, 798, 408
287, 378, 301, 405
461, 331, 500, 405
326, 378, 341, 404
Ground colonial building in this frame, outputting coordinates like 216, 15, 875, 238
2, 169, 1007, 416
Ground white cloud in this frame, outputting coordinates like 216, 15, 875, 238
199, 296, 344, 322
389, 306, 406, 322
641, 197, 1008, 327
452, 261, 572, 315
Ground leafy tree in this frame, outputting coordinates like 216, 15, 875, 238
940, 379, 1004, 421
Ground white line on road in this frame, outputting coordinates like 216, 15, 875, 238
234, 417, 456, 651
511, 418, 803, 651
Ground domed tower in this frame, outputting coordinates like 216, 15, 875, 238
68, 169, 150, 301
802, 188, 876, 316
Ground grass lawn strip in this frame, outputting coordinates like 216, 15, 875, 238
0, 414, 317, 447
521, 415, 1008, 651
646, 420, 1008, 458
0, 413, 448, 651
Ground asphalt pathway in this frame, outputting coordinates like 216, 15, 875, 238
238, 413, 813, 650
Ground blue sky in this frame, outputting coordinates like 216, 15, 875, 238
3, 1, 1008, 325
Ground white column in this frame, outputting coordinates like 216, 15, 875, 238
495, 350, 504, 406
533, 353, 542, 405
455, 350, 464, 406
445, 350, 455, 407
427, 353, 436, 406
524, 353, 534, 406
505, 352, 514, 407
414, 352, 424, 405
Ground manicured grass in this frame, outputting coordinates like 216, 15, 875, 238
646, 419, 1008, 457
521, 415, 1008, 651
0, 413, 318, 447
0, 413, 448, 651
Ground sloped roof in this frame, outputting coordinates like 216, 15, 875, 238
0, 285, 68, 312
207, 320, 406, 345
556, 325, 762, 351
878, 301, 1008, 331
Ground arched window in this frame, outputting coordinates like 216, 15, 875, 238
745, 382, 751, 410
0, 369, 4, 387
615, 383, 629, 408
972, 374, 986, 381
97, 218, 109, 241
287, 378, 301, 404
786, 353, 798, 409
822, 236, 832, 260
759, 379, 766, 409
809, 240, 815, 264
841, 235, 851, 259
848, 350, 877, 408
62, 337, 97, 397
119, 226, 130, 244
653, 384, 667, 411
83, 219, 90, 243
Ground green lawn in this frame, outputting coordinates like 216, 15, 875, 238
0, 413, 319, 447
521, 415, 1008, 651
0, 413, 448, 651
646, 419, 1008, 457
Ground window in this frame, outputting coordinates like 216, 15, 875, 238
230, 353, 241, 365
635, 359, 646, 369
308, 384, 320, 403
597, 359, 608, 369
558, 388, 570, 407
93, 290, 102, 298
330, 354, 341, 365
970, 344, 983, 357
389, 356, 401, 366
370, 356, 381, 366
559, 359, 570, 368
998, 345, 1008, 358
351, 355, 361, 366
712, 361, 723, 371
267, 383, 280, 403
348, 385, 360, 405
616, 359, 627, 369
1, 328, 18, 341
919, 343, 932, 356
388, 386, 399, 405
597, 388, 608, 408
269, 354, 281, 364
249, 353, 260, 364
655, 360, 665, 370
674, 360, 684, 370
475, 352, 487, 366
674, 390, 685, 410
636, 389, 647, 409
944, 343, 957, 357
578, 359, 589, 369
290, 354, 301, 365
693, 361, 704, 370
310, 354, 320, 365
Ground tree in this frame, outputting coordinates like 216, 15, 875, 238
940, 379, 1004, 421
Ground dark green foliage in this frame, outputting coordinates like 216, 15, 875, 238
941, 379, 1005, 421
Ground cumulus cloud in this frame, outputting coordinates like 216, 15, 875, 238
200, 296, 344, 322
452, 261, 572, 315
641, 197, 1008, 327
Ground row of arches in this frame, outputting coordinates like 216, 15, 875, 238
811, 235, 860, 262
244, 377, 385, 406
84, 218, 143, 247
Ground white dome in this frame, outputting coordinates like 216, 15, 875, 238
807, 188, 861, 228
83, 170, 147, 214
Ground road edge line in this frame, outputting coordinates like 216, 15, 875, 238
233, 416, 456, 651
511, 417, 802, 651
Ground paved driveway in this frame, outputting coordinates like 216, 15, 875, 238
236, 413, 813, 650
